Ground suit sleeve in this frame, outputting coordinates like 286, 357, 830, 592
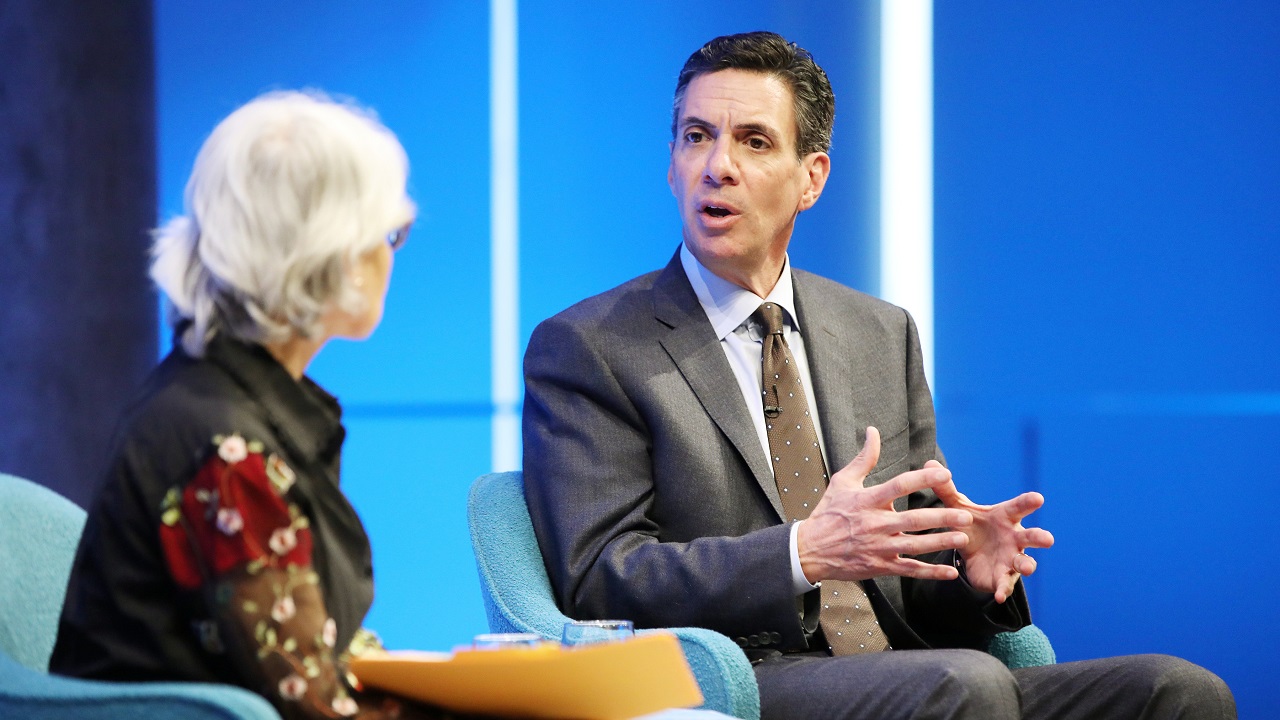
522, 315, 809, 650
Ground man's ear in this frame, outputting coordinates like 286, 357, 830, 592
797, 151, 831, 212
667, 142, 676, 196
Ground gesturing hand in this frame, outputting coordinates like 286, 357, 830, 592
797, 427, 973, 584
926, 459, 1055, 604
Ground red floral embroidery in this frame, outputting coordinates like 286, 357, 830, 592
160, 436, 312, 589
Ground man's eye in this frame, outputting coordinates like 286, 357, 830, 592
747, 137, 769, 150
684, 131, 706, 143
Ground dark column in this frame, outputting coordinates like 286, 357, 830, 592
0, 1, 157, 507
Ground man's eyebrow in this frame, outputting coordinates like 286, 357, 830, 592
678, 117, 780, 138
734, 121, 778, 138
678, 115, 716, 131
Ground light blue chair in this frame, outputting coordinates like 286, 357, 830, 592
466, 471, 1055, 720
0, 472, 280, 719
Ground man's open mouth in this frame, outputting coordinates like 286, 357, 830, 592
703, 205, 733, 218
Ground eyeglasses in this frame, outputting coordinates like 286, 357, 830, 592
386, 223, 412, 252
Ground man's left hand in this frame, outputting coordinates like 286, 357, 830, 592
924, 459, 1055, 603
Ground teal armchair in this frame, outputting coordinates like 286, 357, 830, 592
466, 471, 1055, 720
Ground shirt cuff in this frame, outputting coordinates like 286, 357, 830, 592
789, 521, 820, 595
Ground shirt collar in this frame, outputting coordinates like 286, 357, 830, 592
200, 334, 345, 466
679, 242, 801, 340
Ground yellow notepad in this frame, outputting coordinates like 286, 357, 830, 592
349, 632, 704, 719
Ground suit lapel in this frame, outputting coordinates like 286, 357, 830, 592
794, 271, 876, 470
793, 271, 907, 616
651, 256, 785, 520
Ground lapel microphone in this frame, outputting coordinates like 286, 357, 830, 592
764, 383, 782, 417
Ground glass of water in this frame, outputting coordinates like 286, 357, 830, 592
561, 620, 635, 646
471, 632, 544, 650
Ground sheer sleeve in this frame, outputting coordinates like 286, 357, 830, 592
157, 433, 464, 720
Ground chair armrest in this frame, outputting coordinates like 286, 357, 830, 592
987, 624, 1056, 669
650, 627, 759, 720
0, 651, 280, 720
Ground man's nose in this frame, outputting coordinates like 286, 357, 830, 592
703, 137, 738, 185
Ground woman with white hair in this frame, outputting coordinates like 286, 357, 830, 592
49, 91, 467, 719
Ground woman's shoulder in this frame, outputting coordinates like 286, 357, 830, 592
104, 353, 282, 502
130, 353, 271, 446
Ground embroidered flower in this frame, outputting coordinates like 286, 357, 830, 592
323, 618, 338, 648
216, 508, 244, 536
270, 595, 297, 623
266, 454, 297, 495
217, 434, 249, 463
332, 695, 359, 716
269, 527, 298, 555
278, 673, 308, 701
159, 440, 314, 591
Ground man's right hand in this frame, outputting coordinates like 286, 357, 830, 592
797, 426, 972, 583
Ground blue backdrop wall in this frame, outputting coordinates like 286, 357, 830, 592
154, 2, 1277, 717
934, 4, 1279, 719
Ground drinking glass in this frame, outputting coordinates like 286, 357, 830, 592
471, 632, 544, 650
561, 619, 635, 646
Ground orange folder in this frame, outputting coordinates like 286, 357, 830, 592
349, 632, 704, 719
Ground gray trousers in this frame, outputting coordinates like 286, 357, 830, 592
754, 649, 1235, 720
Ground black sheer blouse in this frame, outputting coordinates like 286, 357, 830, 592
51, 336, 445, 719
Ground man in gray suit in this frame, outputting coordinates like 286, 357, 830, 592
523, 31, 1233, 719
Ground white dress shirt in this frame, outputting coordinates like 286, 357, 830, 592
679, 243, 824, 595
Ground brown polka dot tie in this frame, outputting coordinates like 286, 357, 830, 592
752, 302, 890, 656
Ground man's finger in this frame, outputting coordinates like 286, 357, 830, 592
892, 530, 970, 557
1012, 552, 1038, 577
889, 507, 973, 534
890, 557, 961, 582
994, 575, 1019, 604
1019, 527, 1055, 550
930, 477, 970, 507
831, 426, 882, 485
1002, 491, 1046, 520
862, 465, 952, 506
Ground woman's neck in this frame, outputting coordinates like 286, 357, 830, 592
262, 335, 327, 380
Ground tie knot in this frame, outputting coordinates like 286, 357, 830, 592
752, 302, 785, 336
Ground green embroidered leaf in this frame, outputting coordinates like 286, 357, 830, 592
303, 655, 321, 678
160, 488, 181, 511
283, 637, 297, 653
242, 601, 259, 613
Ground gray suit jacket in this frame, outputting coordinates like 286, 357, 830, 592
523, 252, 1027, 654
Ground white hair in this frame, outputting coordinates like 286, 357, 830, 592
150, 90, 414, 356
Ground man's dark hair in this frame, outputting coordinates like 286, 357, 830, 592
672, 31, 835, 158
